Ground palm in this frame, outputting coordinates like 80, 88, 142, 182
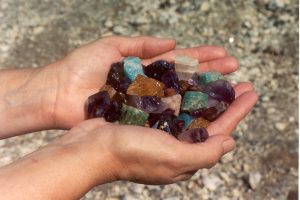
53, 36, 257, 132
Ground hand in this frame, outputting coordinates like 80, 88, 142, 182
50, 36, 257, 130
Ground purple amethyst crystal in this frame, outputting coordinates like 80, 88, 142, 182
161, 70, 180, 94
177, 128, 209, 143
86, 91, 111, 119
199, 79, 235, 103
188, 72, 201, 86
190, 109, 205, 118
106, 62, 124, 91
118, 76, 131, 94
172, 120, 185, 138
144, 60, 174, 81
104, 101, 122, 122
148, 109, 175, 134
203, 101, 230, 121
134, 96, 167, 114
206, 97, 219, 108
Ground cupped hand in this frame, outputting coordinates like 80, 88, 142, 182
50, 36, 256, 130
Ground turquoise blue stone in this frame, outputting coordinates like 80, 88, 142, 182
174, 113, 195, 130
199, 71, 223, 85
119, 104, 149, 126
122, 57, 147, 82
181, 91, 208, 112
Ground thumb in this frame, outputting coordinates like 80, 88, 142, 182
177, 135, 236, 171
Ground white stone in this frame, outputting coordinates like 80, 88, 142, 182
249, 171, 261, 189
174, 54, 199, 81
202, 174, 222, 191
200, 2, 210, 12
275, 122, 287, 131
160, 94, 182, 116
129, 184, 144, 194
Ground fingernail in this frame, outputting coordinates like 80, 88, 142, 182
222, 139, 236, 154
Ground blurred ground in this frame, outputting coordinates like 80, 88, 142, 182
0, 0, 298, 199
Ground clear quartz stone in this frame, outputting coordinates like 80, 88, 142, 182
174, 54, 199, 81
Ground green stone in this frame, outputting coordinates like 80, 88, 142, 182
119, 104, 149, 126
174, 113, 195, 130
199, 71, 223, 85
181, 91, 208, 112
122, 57, 147, 82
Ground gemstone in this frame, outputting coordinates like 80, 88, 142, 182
118, 76, 132, 94
124, 95, 141, 108
188, 72, 201, 86
181, 91, 208, 112
86, 91, 111, 119
188, 117, 210, 130
148, 109, 174, 134
172, 120, 185, 138
122, 56, 147, 82
199, 79, 235, 103
206, 97, 219, 108
178, 80, 190, 96
100, 85, 117, 99
190, 109, 205, 118
164, 88, 176, 97
144, 60, 174, 81
203, 101, 230, 121
187, 85, 201, 92
160, 94, 182, 116
127, 74, 165, 97
134, 96, 167, 114
106, 62, 124, 91
199, 71, 224, 85
174, 54, 199, 81
104, 100, 122, 122
111, 92, 126, 107
119, 104, 149, 126
161, 70, 180, 94
178, 128, 209, 143
174, 113, 195, 130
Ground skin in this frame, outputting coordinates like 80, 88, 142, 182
0, 36, 258, 199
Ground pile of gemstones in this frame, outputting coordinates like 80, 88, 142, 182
85, 54, 235, 143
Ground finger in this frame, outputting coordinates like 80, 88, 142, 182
233, 82, 254, 98
198, 57, 239, 75
177, 135, 235, 170
207, 91, 259, 136
143, 46, 227, 65
69, 118, 110, 133
101, 36, 176, 59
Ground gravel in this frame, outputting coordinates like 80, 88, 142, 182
0, 0, 298, 199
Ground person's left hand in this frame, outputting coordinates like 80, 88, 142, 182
48, 36, 244, 130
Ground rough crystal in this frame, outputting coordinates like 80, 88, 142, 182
104, 101, 122, 122
86, 91, 111, 119
188, 117, 210, 130
178, 128, 209, 143
127, 74, 165, 97
148, 109, 174, 134
119, 104, 149, 126
187, 85, 201, 92
181, 91, 208, 112
190, 109, 205, 118
199, 71, 224, 85
172, 120, 185, 138
178, 80, 190, 96
174, 113, 195, 130
164, 88, 176, 97
160, 94, 182, 116
122, 56, 147, 82
203, 101, 230, 121
134, 96, 167, 114
161, 70, 180, 94
174, 54, 199, 81
106, 62, 124, 91
199, 79, 235, 103
100, 85, 117, 99
118, 76, 132, 94
144, 60, 174, 81
188, 72, 201, 86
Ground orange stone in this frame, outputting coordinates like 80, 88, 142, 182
164, 88, 176, 97
188, 117, 210, 130
100, 85, 117, 99
127, 74, 165, 97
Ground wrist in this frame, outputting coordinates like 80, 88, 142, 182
0, 62, 59, 138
